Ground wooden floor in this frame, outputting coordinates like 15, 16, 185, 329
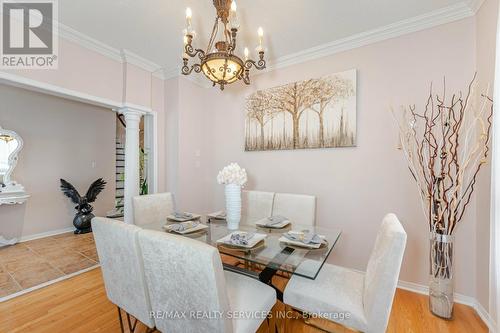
0, 267, 487, 333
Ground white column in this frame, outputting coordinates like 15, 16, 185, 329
119, 107, 144, 224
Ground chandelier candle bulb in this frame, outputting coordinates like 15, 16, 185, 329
244, 47, 249, 61
229, 1, 239, 29
256, 27, 264, 52
185, 7, 192, 28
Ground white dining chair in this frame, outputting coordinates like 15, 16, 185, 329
91, 217, 156, 333
137, 229, 277, 333
241, 190, 275, 223
132, 192, 175, 226
283, 213, 407, 333
271, 193, 316, 226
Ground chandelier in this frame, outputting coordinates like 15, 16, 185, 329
181, 0, 266, 90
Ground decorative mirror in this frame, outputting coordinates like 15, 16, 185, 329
0, 126, 28, 205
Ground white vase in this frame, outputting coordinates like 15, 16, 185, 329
225, 184, 241, 230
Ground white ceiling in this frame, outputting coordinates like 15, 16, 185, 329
59, 0, 468, 72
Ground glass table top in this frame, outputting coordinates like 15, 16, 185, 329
141, 217, 341, 280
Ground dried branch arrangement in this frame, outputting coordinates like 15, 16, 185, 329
393, 75, 493, 235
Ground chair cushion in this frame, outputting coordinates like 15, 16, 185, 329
284, 262, 368, 332
224, 271, 276, 333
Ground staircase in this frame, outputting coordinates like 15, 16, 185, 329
106, 140, 125, 218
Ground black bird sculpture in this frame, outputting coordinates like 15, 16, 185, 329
60, 178, 107, 234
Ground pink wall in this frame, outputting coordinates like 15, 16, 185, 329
4, 38, 123, 103
171, 17, 485, 298
124, 63, 154, 107
475, 0, 499, 314
165, 77, 215, 213
164, 78, 180, 195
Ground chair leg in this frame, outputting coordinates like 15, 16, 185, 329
126, 312, 138, 332
117, 307, 125, 333
117, 306, 157, 333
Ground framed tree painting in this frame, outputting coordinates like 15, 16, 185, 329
245, 69, 357, 151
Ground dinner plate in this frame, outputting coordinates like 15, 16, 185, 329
217, 239, 266, 253
207, 211, 227, 220
278, 234, 327, 249
280, 241, 328, 251
162, 222, 208, 234
166, 213, 201, 222
216, 232, 267, 249
255, 217, 291, 229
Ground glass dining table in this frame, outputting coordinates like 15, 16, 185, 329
141, 217, 341, 301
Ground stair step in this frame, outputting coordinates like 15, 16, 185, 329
106, 213, 124, 218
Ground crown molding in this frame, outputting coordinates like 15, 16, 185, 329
121, 49, 162, 73
164, 1, 478, 87
152, 68, 168, 80
164, 66, 180, 80
58, 23, 123, 62
265, 2, 475, 73
465, 0, 485, 13
58, 23, 165, 76
57, 1, 478, 84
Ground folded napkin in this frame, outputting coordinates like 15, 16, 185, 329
173, 212, 193, 219
265, 215, 288, 226
210, 211, 226, 219
216, 212, 227, 219
167, 221, 199, 232
228, 232, 255, 246
283, 231, 322, 244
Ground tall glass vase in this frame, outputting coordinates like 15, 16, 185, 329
429, 232, 454, 319
225, 184, 241, 230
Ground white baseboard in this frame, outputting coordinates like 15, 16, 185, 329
18, 227, 75, 242
397, 279, 497, 332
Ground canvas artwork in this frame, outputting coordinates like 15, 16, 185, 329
245, 69, 357, 151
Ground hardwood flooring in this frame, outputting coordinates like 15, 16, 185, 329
0, 267, 488, 333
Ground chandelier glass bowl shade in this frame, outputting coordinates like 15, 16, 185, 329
181, 0, 266, 90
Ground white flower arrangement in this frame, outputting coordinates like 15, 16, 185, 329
217, 163, 247, 186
